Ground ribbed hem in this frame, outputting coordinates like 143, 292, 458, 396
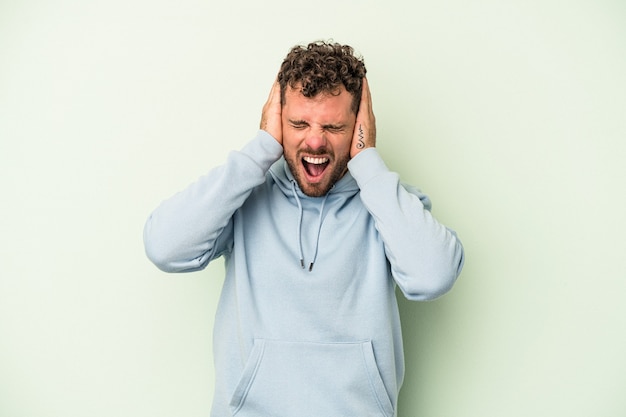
347, 148, 389, 187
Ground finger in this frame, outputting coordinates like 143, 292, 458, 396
262, 81, 280, 112
261, 79, 283, 143
361, 78, 371, 112
356, 79, 373, 126
269, 79, 280, 102
351, 78, 376, 157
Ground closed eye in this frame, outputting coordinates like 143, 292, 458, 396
289, 120, 309, 129
323, 124, 346, 133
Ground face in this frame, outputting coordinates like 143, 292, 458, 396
282, 84, 356, 197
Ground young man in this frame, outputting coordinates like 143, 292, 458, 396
144, 41, 464, 417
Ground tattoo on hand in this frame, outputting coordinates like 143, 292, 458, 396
357, 124, 365, 149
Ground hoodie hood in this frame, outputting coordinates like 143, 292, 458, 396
268, 157, 360, 271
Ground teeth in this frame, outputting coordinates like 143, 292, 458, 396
303, 156, 328, 164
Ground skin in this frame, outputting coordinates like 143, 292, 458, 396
261, 78, 376, 197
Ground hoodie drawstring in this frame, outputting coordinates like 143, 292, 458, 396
309, 194, 328, 271
291, 180, 329, 272
291, 180, 306, 269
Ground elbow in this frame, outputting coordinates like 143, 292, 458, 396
143, 219, 207, 273
143, 217, 174, 272
399, 240, 465, 301
143, 239, 209, 273
144, 243, 175, 273
400, 270, 458, 301
143, 233, 179, 273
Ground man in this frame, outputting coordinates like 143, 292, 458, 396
144, 41, 464, 417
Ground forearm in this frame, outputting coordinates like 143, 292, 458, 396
348, 148, 464, 300
143, 131, 283, 272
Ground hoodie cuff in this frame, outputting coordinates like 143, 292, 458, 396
348, 147, 389, 188
252, 130, 284, 155
239, 130, 284, 170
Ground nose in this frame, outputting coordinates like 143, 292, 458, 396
304, 130, 327, 150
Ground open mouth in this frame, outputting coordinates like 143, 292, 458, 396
302, 156, 330, 179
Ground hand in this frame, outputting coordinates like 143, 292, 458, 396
350, 77, 376, 158
260, 80, 283, 145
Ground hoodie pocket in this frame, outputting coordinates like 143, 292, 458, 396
229, 339, 394, 417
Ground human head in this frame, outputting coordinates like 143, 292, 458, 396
278, 41, 367, 197
277, 41, 367, 115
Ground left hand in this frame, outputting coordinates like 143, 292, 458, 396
350, 77, 376, 158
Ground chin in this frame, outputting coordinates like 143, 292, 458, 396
294, 173, 330, 197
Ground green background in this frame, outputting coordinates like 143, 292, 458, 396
1, 0, 625, 415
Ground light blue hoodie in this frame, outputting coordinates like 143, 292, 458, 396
144, 131, 464, 417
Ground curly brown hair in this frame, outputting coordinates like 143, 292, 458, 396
278, 41, 367, 114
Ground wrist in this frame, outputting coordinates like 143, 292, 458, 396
351, 143, 375, 158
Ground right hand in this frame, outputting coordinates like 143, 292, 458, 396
260, 80, 283, 145
350, 77, 376, 158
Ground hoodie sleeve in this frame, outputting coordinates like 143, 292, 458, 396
143, 131, 283, 273
347, 148, 464, 300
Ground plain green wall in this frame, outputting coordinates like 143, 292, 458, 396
1, 0, 625, 416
